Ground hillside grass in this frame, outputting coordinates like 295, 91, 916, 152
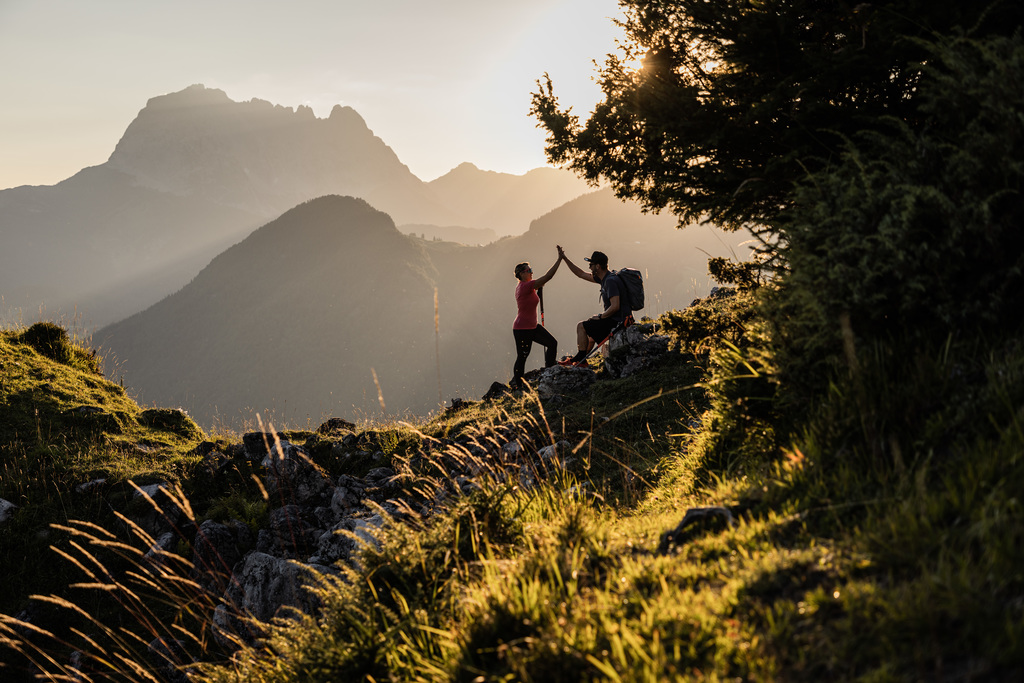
193, 291, 1023, 682
2, 294, 1022, 681
0, 323, 215, 615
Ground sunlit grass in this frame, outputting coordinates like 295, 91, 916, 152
4, 304, 1024, 681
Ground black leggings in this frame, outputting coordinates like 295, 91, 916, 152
513, 326, 558, 383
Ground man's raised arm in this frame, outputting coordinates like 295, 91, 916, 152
557, 245, 595, 283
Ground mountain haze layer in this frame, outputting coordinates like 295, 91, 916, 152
1, 85, 591, 329
425, 162, 595, 236
98, 196, 440, 425
98, 191, 748, 427
0, 165, 261, 329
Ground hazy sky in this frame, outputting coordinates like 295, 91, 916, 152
0, 0, 626, 190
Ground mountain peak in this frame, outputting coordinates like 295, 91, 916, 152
433, 162, 505, 184
143, 83, 232, 110
239, 195, 403, 257
329, 104, 367, 129
105, 86, 415, 217
277, 194, 397, 233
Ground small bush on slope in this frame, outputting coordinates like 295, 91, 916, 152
17, 322, 100, 374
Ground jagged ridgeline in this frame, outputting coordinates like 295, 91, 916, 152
0, 85, 594, 330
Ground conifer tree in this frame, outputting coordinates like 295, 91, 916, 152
531, 0, 1023, 232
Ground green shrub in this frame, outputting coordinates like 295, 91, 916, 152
659, 288, 759, 356
16, 322, 101, 374
707, 256, 768, 291
138, 407, 206, 441
767, 34, 1024, 407
660, 290, 785, 484
18, 322, 73, 364
205, 491, 269, 532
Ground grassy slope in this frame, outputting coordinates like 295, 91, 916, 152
0, 323, 209, 615
194, 291, 1024, 681
2, 303, 1022, 681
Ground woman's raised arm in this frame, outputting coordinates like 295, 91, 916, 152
533, 249, 563, 288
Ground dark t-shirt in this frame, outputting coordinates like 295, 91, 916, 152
600, 272, 631, 323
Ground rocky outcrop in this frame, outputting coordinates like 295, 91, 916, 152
261, 440, 332, 506
536, 365, 596, 399
212, 551, 326, 648
191, 520, 253, 593
0, 498, 17, 525
603, 322, 671, 378
135, 411, 581, 653
129, 482, 192, 539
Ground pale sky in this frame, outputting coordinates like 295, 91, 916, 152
0, 0, 626, 190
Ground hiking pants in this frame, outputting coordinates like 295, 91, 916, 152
513, 325, 557, 384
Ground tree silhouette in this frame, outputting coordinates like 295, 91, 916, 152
531, 0, 1024, 233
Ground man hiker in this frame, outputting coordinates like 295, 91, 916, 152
556, 246, 632, 366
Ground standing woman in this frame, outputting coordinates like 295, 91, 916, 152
512, 250, 563, 388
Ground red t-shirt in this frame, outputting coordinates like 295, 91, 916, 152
513, 280, 540, 329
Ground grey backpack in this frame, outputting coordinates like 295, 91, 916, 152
612, 268, 644, 310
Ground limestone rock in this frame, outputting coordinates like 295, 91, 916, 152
536, 365, 596, 398
308, 514, 383, 566
261, 440, 332, 506
604, 324, 671, 378
260, 504, 317, 558
147, 637, 193, 683
213, 551, 323, 647
316, 417, 356, 436
242, 431, 289, 461
128, 482, 188, 538
191, 519, 252, 593
75, 478, 107, 494
0, 498, 18, 525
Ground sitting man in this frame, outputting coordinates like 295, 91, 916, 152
556, 246, 632, 366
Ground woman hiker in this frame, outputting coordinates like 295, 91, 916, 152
511, 249, 563, 389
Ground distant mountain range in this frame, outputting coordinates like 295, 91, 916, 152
0, 85, 592, 328
97, 192, 749, 427
399, 223, 498, 246
2, 84, 750, 426
106, 85, 595, 232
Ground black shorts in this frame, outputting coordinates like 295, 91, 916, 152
582, 316, 618, 343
